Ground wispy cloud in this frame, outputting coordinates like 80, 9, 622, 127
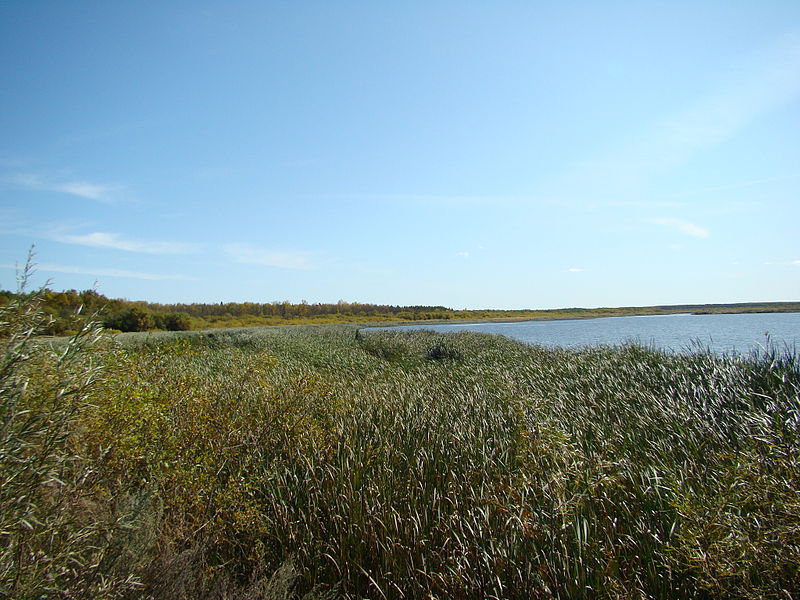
764, 259, 800, 266
4, 172, 115, 201
0, 263, 194, 281
329, 193, 547, 207
649, 218, 709, 238
455, 251, 470, 258
0, 207, 29, 236
223, 243, 312, 270
662, 172, 800, 198
567, 267, 583, 273
51, 231, 199, 254
353, 264, 394, 276
605, 200, 686, 208
574, 33, 800, 190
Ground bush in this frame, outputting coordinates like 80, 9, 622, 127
105, 307, 154, 332
0, 260, 145, 598
426, 339, 462, 361
162, 312, 192, 331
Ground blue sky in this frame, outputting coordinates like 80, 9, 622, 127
1, 1, 798, 309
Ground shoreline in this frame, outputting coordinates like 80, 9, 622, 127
359, 304, 800, 329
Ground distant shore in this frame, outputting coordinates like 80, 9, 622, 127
360, 301, 800, 329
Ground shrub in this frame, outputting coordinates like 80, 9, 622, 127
163, 312, 192, 331
425, 339, 462, 361
0, 260, 145, 598
105, 307, 154, 332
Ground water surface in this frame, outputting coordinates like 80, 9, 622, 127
373, 312, 800, 355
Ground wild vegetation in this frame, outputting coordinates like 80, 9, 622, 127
1, 277, 799, 598
0, 288, 455, 335
2, 286, 798, 335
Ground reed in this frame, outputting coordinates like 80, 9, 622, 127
1, 295, 798, 598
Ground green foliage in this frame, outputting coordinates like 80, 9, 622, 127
1, 274, 799, 597
0, 260, 145, 598
425, 338, 462, 361
6, 284, 798, 336
105, 307, 155, 332
101, 308, 189, 333
160, 311, 192, 331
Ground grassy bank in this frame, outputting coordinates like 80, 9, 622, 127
2, 292, 799, 599
4, 284, 799, 336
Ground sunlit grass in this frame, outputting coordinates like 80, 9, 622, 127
2, 290, 798, 598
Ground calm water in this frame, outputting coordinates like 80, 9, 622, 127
374, 312, 800, 355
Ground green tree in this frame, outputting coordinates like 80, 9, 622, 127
163, 312, 192, 331
106, 307, 154, 332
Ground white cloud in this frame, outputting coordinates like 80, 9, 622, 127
5, 172, 114, 201
52, 181, 111, 200
649, 218, 709, 238
223, 243, 312, 270
0, 263, 194, 281
567, 267, 583, 273
0, 207, 28, 235
573, 33, 800, 190
607, 200, 686, 208
455, 251, 470, 258
663, 172, 800, 198
673, 38, 800, 148
765, 259, 800, 266
51, 231, 198, 254
330, 193, 548, 208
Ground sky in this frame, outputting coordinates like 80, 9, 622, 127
1, 1, 799, 309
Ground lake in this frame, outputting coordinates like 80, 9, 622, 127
372, 312, 800, 355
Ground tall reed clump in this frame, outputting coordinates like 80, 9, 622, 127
106, 326, 796, 599
77, 329, 344, 599
502, 341, 800, 599
0, 262, 148, 599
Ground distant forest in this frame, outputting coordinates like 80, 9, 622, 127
0, 288, 458, 334
1, 288, 798, 335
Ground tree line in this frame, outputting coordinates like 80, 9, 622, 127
5, 287, 795, 336
0, 288, 455, 334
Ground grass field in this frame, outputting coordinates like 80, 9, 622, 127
2, 292, 799, 599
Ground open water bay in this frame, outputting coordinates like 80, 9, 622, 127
377, 311, 800, 355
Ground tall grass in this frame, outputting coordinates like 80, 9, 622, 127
1, 292, 798, 598
0, 263, 146, 598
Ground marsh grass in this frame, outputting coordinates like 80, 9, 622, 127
1, 294, 798, 598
